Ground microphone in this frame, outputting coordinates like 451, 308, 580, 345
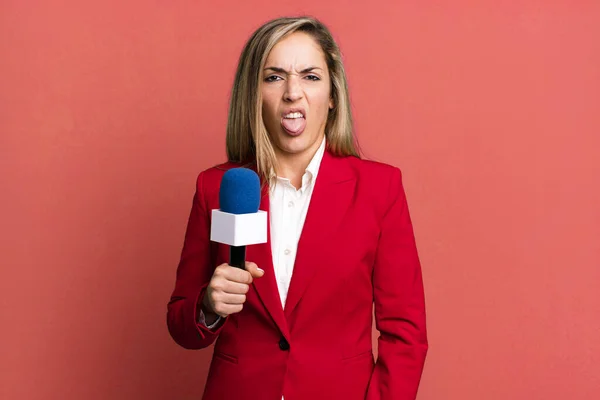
210, 168, 268, 269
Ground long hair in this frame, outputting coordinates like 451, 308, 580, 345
226, 16, 359, 182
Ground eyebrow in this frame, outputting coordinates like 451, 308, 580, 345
264, 66, 323, 74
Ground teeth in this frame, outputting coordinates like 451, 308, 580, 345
284, 112, 303, 119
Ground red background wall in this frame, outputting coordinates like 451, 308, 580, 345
1, 1, 599, 399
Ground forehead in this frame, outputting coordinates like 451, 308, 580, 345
265, 31, 327, 68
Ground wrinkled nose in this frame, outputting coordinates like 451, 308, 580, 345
283, 76, 303, 102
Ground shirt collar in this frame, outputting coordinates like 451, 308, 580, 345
304, 135, 326, 184
271, 135, 327, 190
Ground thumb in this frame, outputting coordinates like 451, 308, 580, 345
245, 261, 264, 279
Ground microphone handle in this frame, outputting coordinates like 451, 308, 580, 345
230, 246, 246, 269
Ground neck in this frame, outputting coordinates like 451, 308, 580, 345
275, 136, 323, 189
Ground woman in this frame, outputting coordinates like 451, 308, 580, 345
167, 16, 428, 400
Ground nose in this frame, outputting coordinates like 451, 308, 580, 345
283, 75, 303, 102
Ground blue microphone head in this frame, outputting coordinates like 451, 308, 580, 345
219, 168, 261, 214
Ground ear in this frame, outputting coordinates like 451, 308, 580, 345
329, 98, 335, 110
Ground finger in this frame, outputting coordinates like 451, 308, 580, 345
216, 292, 246, 305
245, 261, 265, 279
221, 280, 250, 295
222, 266, 253, 284
213, 263, 231, 277
213, 303, 243, 317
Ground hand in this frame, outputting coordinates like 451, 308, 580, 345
202, 262, 264, 320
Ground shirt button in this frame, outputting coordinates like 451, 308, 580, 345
288, 201, 294, 208
284, 249, 291, 255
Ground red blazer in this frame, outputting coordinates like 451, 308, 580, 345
167, 150, 428, 400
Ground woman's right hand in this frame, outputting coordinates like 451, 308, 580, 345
202, 261, 264, 320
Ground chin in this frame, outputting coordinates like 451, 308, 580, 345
275, 133, 314, 155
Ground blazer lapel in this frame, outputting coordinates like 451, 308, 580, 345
284, 151, 356, 319
246, 172, 291, 340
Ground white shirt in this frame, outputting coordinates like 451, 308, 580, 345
269, 136, 325, 308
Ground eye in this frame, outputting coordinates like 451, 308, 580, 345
265, 75, 282, 82
305, 75, 320, 81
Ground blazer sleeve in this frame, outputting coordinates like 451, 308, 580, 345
367, 167, 428, 400
167, 171, 226, 349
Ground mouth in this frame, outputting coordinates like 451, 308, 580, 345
281, 109, 306, 136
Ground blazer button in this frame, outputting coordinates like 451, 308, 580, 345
278, 337, 290, 351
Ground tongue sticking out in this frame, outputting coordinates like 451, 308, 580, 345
281, 117, 306, 135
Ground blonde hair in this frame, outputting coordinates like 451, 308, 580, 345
226, 16, 360, 181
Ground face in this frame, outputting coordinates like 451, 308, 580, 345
261, 32, 334, 161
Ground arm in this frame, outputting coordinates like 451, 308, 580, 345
167, 171, 226, 349
367, 167, 428, 400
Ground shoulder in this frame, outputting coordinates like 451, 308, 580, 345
195, 160, 257, 196
349, 156, 401, 176
341, 155, 402, 186
334, 155, 405, 214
